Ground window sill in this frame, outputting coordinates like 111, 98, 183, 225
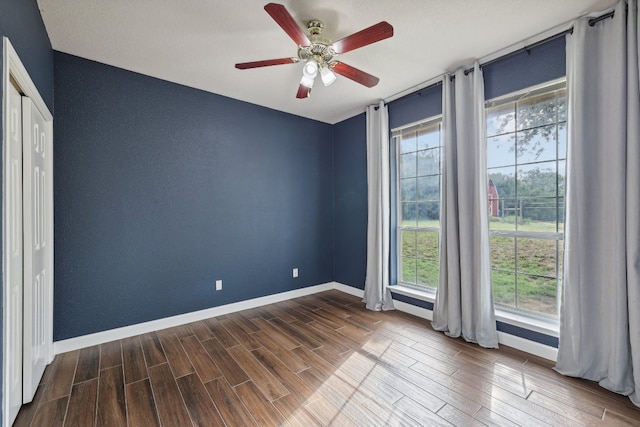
495, 310, 559, 338
388, 285, 436, 303
389, 285, 559, 338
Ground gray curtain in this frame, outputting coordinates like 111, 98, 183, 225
556, 0, 640, 407
432, 66, 498, 348
363, 101, 395, 311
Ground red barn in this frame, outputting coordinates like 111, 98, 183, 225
488, 179, 500, 217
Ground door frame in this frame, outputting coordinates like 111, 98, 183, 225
2, 37, 54, 426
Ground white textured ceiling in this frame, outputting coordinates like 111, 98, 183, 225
37, 0, 616, 124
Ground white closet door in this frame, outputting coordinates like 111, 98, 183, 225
7, 83, 24, 424
22, 96, 50, 403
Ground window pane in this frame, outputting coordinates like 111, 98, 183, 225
416, 231, 438, 260
417, 202, 439, 224
400, 133, 416, 154
491, 236, 515, 271
493, 271, 516, 308
517, 238, 557, 277
417, 260, 439, 288
401, 257, 417, 284
401, 203, 417, 227
516, 274, 558, 316
558, 122, 567, 159
488, 178, 499, 217
487, 134, 515, 168
488, 166, 516, 231
557, 89, 567, 122
558, 239, 565, 283
417, 175, 439, 201
400, 152, 416, 178
487, 102, 515, 136
558, 196, 565, 233
417, 148, 440, 176
417, 127, 440, 151
490, 198, 517, 231
516, 198, 560, 232
517, 91, 557, 130
558, 160, 566, 197
517, 124, 557, 164
517, 162, 557, 198
488, 167, 515, 198
401, 230, 417, 258
400, 178, 416, 202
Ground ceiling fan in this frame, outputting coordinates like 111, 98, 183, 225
235, 3, 394, 99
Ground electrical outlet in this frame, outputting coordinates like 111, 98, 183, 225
293, 268, 299, 278
215, 280, 222, 291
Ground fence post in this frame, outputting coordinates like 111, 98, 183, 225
519, 199, 524, 224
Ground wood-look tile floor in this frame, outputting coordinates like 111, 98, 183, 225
14, 290, 640, 426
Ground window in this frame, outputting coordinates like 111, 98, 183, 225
394, 117, 442, 290
486, 80, 566, 319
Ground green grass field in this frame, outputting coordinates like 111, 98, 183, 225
400, 216, 562, 316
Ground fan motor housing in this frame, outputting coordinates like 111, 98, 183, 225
298, 19, 334, 65
298, 44, 334, 63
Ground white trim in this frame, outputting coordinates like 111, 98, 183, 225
53, 282, 334, 354
53, 281, 558, 368
3, 37, 54, 427
389, 284, 559, 338
392, 299, 434, 321
389, 284, 436, 303
378, 283, 557, 361
2, 39, 52, 121
332, 282, 364, 298
495, 311, 559, 338
497, 331, 558, 362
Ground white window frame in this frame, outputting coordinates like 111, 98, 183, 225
393, 115, 443, 292
485, 78, 566, 325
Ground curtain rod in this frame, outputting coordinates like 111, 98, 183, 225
453, 8, 617, 79
382, 5, 618, 104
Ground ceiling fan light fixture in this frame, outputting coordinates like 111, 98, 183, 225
301, 59, 318, 88
303, 60, 318, 78
300, 74, 315, 88
320, 66, 336, 86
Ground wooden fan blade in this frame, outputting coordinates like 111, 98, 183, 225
331, 62, 380, 87
264, 3, 311, 46
296, 84, 311, 99
235, 58, 298, 69
332, 21, 393, 54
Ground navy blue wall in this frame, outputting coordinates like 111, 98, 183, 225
333, 113, 367, 289
388, 83, 443, 129
54, 52, 333, 340
0, 0, 53, 419
483, 36, 566, 100
0, 1, 55, 110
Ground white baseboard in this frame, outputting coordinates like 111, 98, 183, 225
53, 282, 334, 354
497, 331, 558, 361
391, 299, 434, 321
332, 282, 364, 298
54, 280, 557, 362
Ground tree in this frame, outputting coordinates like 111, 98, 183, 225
488, 89, 566, 162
